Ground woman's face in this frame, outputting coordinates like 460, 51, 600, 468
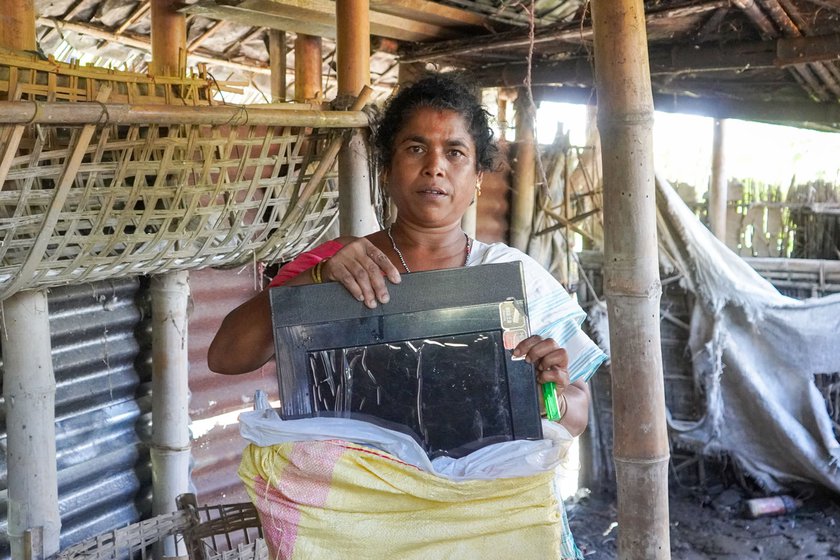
385, 107, 482, 230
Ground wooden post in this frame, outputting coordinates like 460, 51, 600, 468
709, 119, 727, 241
591, 1, 671, 559
336, 0, 378, 236
1, 3, 60, 557
149, 0, 191, 525
511, 91, 536, 251
269, 30, 286, 102
150, 0, 186, 76
3, 291, 61, 559
295, 34, 323, 103
0, 0, 36, 52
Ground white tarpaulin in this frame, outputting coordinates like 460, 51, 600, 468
655, 177, 840, 493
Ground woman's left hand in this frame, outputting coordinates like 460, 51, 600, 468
512, 335, 571, 390
513, 334, 591, 436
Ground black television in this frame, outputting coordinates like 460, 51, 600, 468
269, 261, 543, 459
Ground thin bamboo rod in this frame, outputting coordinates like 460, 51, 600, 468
709, 119, 727, 240
592, 0, 671, 559
3, 290, 60, 559
511, 92, 536, 252
0, 101, 369, 127
295, 34, 323, 103
336, 0, 378, 237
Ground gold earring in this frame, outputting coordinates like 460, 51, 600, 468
475, 179, 482, 197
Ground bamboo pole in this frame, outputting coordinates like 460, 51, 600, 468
591, 1, 671, 559
511, 91, 536, 251
0, 101, 369, 127
1, 3, 60, 557
150, 0, 190, 527
269, 29, 286, 102
709, 119, 727, 241
3, 291, 60, 559
0, 0, 36, 51
150, 0, 186, 77
149, 273, 191, 517
295, 34, 323, 103
336, 0, 378, 237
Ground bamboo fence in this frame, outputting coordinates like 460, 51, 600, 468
0, 50, 369, 300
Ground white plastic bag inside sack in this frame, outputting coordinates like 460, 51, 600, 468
240, 390, 573, 481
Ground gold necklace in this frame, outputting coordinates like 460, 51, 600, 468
387, 226, 472, 273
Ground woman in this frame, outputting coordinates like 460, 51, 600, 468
209, 73, 604, 437
211, 72, 605, 560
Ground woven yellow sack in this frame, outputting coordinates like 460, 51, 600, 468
239, 439, 568, 560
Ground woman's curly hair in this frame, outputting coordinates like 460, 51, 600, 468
372, 72, 499, 173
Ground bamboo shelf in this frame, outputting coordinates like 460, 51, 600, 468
0, 51, 368, 299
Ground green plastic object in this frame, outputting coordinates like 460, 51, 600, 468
542, 382, 561, 421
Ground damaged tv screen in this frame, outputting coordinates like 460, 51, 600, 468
269, 262, 543, 459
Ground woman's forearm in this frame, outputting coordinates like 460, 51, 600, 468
558, 380, 590, 437
207, 289, 275, 374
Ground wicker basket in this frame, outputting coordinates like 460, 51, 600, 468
51, 510, 193, 560
50, 494, 265, 560
0, 50, 364, 299
177, 494, 263, 560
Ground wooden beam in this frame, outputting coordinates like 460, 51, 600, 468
369, 0, 487, 27
36, 18, 271, 75
536, 86, 840, 129
181, 0, 476, 42
116, 0, 151, 35
187, 19, 226, 52
467, 34, 840, 89
400, 0, 728, 63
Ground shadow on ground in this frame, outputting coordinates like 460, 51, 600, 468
568, 485, 840, 559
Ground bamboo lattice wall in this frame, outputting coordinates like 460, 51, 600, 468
0, 51, 366, 300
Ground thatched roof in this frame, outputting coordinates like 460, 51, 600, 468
32, 0, 840, 129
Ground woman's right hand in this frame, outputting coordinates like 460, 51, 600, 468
320, 237, 402, 308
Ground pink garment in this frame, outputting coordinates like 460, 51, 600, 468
268, 240, 345, 288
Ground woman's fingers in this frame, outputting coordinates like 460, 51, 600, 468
323, 239, 401, 308
513, 335, 571, 389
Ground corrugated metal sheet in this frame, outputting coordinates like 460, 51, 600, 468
188, 267, 278, 505
476, 165, 511, 244
0, 278, 153, 557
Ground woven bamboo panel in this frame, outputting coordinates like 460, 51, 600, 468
0, 48, 232, 105
0, 53, 352, 298
0, 121, 341, 298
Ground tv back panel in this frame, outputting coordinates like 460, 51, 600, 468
269, 262, 543, 459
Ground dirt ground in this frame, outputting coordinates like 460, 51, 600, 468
568, 484, 840, 559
